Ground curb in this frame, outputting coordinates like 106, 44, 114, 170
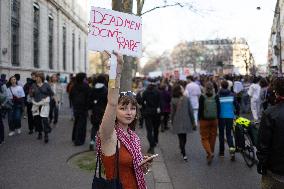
151, 146, 174, 189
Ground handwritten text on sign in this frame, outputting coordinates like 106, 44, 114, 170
88, 7, 142, 57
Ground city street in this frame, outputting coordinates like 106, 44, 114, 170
157, 124, 261, 189
0, 94, 261, 189
0, 96, 157, 189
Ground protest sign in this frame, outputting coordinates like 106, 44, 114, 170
88, 7, 142, 57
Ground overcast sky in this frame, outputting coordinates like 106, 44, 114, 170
89, 0, 277, 66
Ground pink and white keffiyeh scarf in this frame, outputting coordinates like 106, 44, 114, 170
96, 125, 147, 189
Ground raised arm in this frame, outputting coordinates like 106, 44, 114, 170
99, 54, 123, 143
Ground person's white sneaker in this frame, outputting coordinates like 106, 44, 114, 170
8, 131, 15, 136
16, 129, 21, 134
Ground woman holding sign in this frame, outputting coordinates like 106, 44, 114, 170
96, 53, 150, 189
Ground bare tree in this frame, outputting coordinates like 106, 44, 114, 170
112, 0, 199, 90
171, 42, 207, 73
142, 57, 160, 75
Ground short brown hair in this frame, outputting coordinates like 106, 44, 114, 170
35, 72, 45, 82
221, 80, 229, 89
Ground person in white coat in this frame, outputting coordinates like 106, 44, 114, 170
248, 77, 261, 121
185, 76, 201, 128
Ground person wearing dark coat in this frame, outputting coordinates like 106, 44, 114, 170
159, 84, 171, 132
23, 72, 36, 134
142, 79, 161, 154
257, 77, 284, 189
70, 73, 90, 146
89, 74, 108, 150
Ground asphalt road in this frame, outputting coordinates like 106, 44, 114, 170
157, 124, 261, 189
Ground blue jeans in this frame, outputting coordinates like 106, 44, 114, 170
8, 105, 22, 131
218, 118, 234, 153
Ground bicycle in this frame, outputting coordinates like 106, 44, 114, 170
233, 117, 259, 168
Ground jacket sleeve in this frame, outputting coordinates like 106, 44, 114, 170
256, 111, 273, 166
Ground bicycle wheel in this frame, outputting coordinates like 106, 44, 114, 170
242, 132, 255, 168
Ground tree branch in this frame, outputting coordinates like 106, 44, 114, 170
141, 2, 185, 16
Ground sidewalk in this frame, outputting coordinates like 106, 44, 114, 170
0, 104, 173, 189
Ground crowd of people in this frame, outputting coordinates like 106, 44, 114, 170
1, 66, 284, 188
0, 72, 61, 144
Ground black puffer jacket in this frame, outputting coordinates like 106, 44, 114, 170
70, 83, 90, 112
142, 85, 161, 116
89, 84, 107, 118
256, 102, 284, 175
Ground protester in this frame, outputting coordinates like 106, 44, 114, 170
30, 72, 54, 143
198, 82, 220, 165
136, 81, 145, 128
171, 83, 195, 161
185, 76, 201, 129
49, 74, 63, 126
257, 77, 284, 189
241, 76, 251, 114
14, 73, 24, 87
248, 77, 261, 122
89, 74, 108, 150
159, 83, 171, 132
96, 54, 148, 189
259, 78, 269, 113
0, 79, 9, 144
142, 78, 161, 154
66, 75, 75, 120
233, 76, 243, 116
6, 76, 25, 136
218, 80, 239, 161
23, 72, 36, 134
70, 73, 90, 146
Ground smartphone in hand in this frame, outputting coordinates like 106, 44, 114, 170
139, 154, 159, 166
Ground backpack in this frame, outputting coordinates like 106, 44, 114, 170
203, 95, 217, 119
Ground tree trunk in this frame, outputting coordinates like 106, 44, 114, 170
112, 0, 134, 91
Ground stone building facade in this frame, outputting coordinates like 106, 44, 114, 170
0, 0, 88, 81
268, 0, 283, 74
190, 38, 255, 75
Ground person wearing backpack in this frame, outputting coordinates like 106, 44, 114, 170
218, 80, 239, 161
198, 82, 220, 165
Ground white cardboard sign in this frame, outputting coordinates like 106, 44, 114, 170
88, 7, 142, 57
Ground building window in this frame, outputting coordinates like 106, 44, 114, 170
62, 26, 66, 71
72, 32, 75, 71
48, 14, 54, 69
33, 3, 40, 68
11, 0, 20, 66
